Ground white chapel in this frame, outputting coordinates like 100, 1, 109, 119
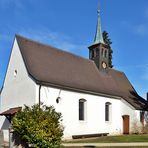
0, 2, 148, 142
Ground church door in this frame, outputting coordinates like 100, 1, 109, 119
122, 115, 130, 134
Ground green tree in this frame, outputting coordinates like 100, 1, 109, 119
12, 104, 63, 148
103, 31, 113, 68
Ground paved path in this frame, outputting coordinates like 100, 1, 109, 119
63, 142, 148, 147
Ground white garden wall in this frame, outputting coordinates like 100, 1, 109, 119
0, 39, 36, 141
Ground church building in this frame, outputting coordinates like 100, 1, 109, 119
0, 3, 148, 142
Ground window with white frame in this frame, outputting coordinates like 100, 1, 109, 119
79, 99, 86, 121
105, 102, 112, 122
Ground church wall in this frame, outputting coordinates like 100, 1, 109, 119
0, 37, 143, 141
40, 86, 141, 139
0, 39, 36, 141
120, 99, 143, 133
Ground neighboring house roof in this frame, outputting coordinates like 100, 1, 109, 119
16, 35, 148, 110
0, 107, 22, 116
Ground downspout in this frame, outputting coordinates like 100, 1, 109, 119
39, 84, 41, 108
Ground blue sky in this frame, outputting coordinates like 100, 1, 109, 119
0, 0, 148, 98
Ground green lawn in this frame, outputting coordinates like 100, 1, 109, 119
60, 146, 147, 148
64, 134, 148, 143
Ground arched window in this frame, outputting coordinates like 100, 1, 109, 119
101, 48, 104, 56
104, 50, 107, 58
96, 48, 99, 56
94, 49, 96, 57
90, 50, 94, 59
79, 99, 86, 121
105, 102, 112, 122
89, 50, 93, 59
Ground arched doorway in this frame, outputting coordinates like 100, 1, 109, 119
122, 115, 130, 134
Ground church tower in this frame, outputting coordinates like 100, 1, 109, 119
88, 3, 109, 70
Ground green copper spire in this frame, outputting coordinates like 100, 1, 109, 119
93, 1, 105, 44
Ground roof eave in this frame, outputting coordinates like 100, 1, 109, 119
35, 79, 148, 111
35, 79, 121, 100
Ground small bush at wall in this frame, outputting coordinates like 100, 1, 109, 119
12, 104, 63, 148
131, 119, 143, 134
143, 123, 148, 134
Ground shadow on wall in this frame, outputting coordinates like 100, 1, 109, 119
0, 131, 4, 148
1, 119, 29, 147
12, 132, 29, 148
1, 118, 10, 129
129, 90, 148, 110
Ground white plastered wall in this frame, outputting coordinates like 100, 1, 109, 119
40, 86, 141, 139
0, 38, 37, 141
120, 99, 143, 133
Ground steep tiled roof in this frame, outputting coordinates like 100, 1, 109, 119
16, 35, 148, 110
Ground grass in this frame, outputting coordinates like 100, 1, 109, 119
60, 146, 147, 148
63, 134, 148, 143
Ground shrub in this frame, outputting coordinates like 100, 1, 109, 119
12, 104, 63, 148
143, 123, 148, 134
131, 119, 143, 134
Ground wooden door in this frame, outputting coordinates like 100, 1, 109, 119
122, 115, 130, 134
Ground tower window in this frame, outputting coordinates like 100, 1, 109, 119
101, 48, 104, 56
90, 50, 95, 59
96, 48, 99, 56
89, 50, 92, 58
94, 50, 96, 57
104, 50, 107, 58
91, 50, 94, 58
105, 102, 112, 122
79, 99, 86, 121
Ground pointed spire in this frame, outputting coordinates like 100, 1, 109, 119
93, 0, 105, 45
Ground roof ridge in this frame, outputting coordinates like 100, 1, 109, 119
108, 67, 124, 74
15, 34, 93, 63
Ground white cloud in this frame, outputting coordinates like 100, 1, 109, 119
144, 7, 148, 18
121, 21, 148, 36
115, 64, 148, 71
120, 21, 131, 28
133, 7, 148, 35
0, 34, 12, 42
142, 68, 148, 81
0, 0, 23, 9
134, 24, 148, 35
18, 27, 87, 57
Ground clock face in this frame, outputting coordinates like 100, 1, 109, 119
102, 62, 107, 69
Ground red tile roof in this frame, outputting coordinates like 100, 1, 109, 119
0, 107, 22, 116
